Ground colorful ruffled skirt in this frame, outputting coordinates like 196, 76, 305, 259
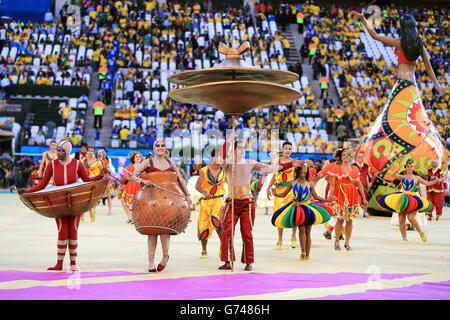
103, 178, 116, 197
379, 191, 433, 214
272, 199, 334, 228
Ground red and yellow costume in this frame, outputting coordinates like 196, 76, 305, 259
42, 150, 57, 183
197, 166, 226, 241
426, 168, 447, 219
354, 162, 370, 199
273, 158, 295, 214
120, 164, 141, 205
328, 164, 361, 221
101, 157, 116, 197
25, 156, 103, 270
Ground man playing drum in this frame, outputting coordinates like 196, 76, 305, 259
18, 141, 106, 271
218, 132, 303, 271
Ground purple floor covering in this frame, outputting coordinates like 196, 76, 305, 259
0, 271, 426, 300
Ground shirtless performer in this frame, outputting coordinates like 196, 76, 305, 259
218, 131, 303, 271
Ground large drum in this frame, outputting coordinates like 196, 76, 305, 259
132, 171, 191, 235
19, 177, 109, 218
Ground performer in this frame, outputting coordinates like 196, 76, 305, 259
251, 152, 277, 214
38, 140, 57, 178
381, 159, 443, 241
313, 149, 344, 240
81, 146, 103, 222
273, 163, 335, 261
187, 155, 205, 210
256, 172, 275, 215
97, 148, 115, 216
426, 160, 447, 221
352, 11, 448, 216
18, 141, 105, 271
328, 149, 368, 251
195, 149, 225, 258
131, 139, 191, 272
72, 142, 88, 160
218, 132, 303, 271
267, 142, 298, 250
354, 152, 371, 218
119, 151, 143, 223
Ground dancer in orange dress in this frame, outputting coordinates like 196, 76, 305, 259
119, 152, 143, 223
327, 149, 367, 251
314, 149, 343, 239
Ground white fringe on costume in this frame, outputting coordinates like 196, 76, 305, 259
257, 173, 274, 209
187, 175, 202, 206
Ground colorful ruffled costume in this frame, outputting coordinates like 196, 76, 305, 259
328, 164, 361, 221
272, 182, 334, 228
197, 166, 226, 241
379, 177, 433, 213
251, 171, 263, 193
119, 164, 141, 205
273, 160, 295, 214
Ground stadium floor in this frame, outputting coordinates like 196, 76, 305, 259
0, 193, 449, 300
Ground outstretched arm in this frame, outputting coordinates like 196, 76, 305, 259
351, 10, 400, 47
273, 180, 294, 198
309, 182, 335, 202
421, 46, 447, 95
266, 174, 276, 200
416, 175, 442, 187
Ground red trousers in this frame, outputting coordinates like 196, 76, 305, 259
427, 192, 445, 217
56, 215, 81, 241
220, 198, 256, 264
55, 215, 81, 263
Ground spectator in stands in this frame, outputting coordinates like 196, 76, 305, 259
59, 103, 71, 127
35, 130, 46, 146
78, 93, 89, 104
120, 125, 130, 148
71, 132, 81, 146
337, 123, 348, 143
111, 125, 120, 139
1, 76, 11, 106
45, 120, 56, 139
44, 9, 54, 23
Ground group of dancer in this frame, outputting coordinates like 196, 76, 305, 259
16, 11, 448, 273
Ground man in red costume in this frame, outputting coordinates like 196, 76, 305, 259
354, 152, 371, 218
426, 160, 447, 221
18, 140, 106, 271
218, 132, 302, 271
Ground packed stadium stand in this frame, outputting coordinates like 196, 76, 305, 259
0, 0, 448, 180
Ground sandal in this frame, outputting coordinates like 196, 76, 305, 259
344, 244, 353, 251
291, 238, 297, 248
275, 241, 282, 250
421, 232, 427, 243
334, 241, 341, 251
299, 251, 306, 261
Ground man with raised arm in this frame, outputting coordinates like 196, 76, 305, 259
218, 131, 303, 271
